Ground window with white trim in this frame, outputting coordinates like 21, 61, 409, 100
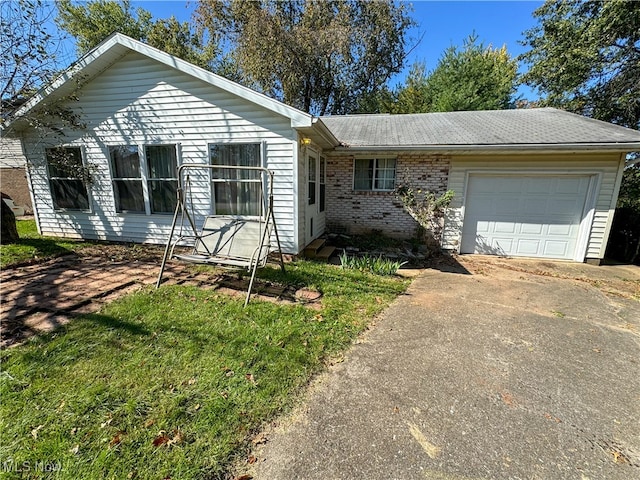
353, 158, 396, 191
108, 144, 178, 214
46, 147, 90, 211
210, 143, 262, 216
109, 146, 144, 213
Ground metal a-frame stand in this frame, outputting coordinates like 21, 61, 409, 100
156, 164, 285, 306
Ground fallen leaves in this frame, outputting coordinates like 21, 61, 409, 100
611, 449, 630, 465
110, 431, 125, 448
407, 422, 441, 459
31, 424, 44, 439
543, 413, 561, 423
500, 391, 517, 408
252, 433, 268, 446
153, 434, 170, 447
153, 430, 184, 448
100, 418, 113, 428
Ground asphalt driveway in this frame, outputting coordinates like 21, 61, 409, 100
252, 256, 640, 480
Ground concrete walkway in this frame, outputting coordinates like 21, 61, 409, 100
252, 258, 640, 480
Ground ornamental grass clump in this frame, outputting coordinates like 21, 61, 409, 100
339, 251, 406, 276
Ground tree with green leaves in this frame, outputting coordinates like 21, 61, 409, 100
195, 0, 414, 115
1, 0, 79, 243
520, 1, 640, 264
422, 35, 518, 112
56, 0, 214, 69
519, 0, 640, 129
363, 35, 518, 114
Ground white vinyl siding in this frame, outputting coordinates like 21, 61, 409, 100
0, 137, 27, 168
22, 51, 300, 253
443, 153, 624, 261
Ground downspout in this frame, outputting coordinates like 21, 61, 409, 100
20, 133, 42, 235
597, 152, 627, 261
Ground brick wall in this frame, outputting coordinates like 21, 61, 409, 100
325, 152, 450, 238
0, 167, 32, 213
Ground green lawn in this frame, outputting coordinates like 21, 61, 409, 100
0, 219, 90, 268
0, 261, 408, 479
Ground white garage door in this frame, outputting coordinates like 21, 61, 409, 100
461, 175, 591, 259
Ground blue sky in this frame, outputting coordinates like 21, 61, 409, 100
55, 0, 545, 100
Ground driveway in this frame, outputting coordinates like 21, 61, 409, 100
252, 256, 640, 480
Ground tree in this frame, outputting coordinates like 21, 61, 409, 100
519, 0, 640, 129
1, 0, 75, 244
56, 0, 214, 69
521, 1, 640, 264
195, 0, 414, 115
362, 35, 518, 114
1, 0, 67, 104
422, 35, 517, 112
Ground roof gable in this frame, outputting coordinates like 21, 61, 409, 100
10, 33, 313, 129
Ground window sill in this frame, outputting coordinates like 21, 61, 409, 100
352, 190, 394, 195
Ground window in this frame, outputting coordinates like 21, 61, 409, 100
146, 145, 178, 214
46, 147, 89, 210
110, 146, 144, 213
210, 143, 262, 216
319, 156, 326, 212
308, 154, 316, 206
354, 158, 396, 191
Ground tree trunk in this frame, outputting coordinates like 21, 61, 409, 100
1, 197, 19, 244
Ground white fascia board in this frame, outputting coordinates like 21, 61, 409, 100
312, 118, 341, 146
12, 33, 314, 129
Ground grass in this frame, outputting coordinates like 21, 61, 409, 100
0, 261, 408, 479
0, 219, 90, 268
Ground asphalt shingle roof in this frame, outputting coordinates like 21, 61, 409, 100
319, 108, 640, 148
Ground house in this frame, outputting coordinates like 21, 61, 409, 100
7, 34, 640, 263
0, 136, 32, 214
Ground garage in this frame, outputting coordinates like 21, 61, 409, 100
461, 174, 593, 260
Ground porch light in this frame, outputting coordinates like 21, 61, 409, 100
300, 137, 312, 145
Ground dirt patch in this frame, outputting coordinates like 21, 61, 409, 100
457, 255, 640, 300
75, 242, 168, 263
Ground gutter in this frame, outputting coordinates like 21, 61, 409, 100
332, 142, 640, 154
311, 118, 341, 147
